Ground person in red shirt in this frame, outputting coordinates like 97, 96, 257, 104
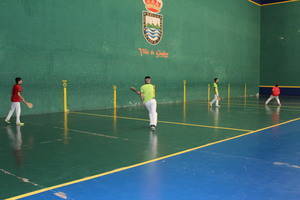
5, 77, 26, 126
265, 84, 281, 106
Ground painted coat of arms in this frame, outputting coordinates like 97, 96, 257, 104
142, 0, 163, 45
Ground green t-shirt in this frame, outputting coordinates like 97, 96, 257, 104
140, 84, 155, 103
213, 82, 219, 95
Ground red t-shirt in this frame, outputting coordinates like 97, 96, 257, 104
11, 84, 23, 102
272, 87, 280, 96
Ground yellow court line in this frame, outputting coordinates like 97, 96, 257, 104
247, 0, 299, 6
6, 117, 300, 200
229, 102, 300, 110
247, 0, 262, 6
224, 99, 300, 108
227, 98, 300, 105
197, 100, 300, 111
198, 102, 300, 112
262, 0, 300, 6
236, 102, 300, 110
218, 97, 300, 106
70, 111, 252, 132
157, 120, 251, 132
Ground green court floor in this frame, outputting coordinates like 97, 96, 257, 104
1, 97, 299, 199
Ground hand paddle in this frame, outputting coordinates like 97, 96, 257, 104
24, 101, 33, 109
130, 87, 138, 93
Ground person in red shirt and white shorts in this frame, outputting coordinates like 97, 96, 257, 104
5, 77, 26, 126
265, 84, 281, 106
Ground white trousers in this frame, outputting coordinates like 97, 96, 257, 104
144, 99, 157, 126
266, 95, 281, 105
210, 94, 219, 106
6, 102, 21, 123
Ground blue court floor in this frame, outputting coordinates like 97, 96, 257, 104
11, 118, 300, 200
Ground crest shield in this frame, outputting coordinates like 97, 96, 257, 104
143, 11, 163, 45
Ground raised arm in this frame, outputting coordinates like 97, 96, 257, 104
130, 87, 144, 101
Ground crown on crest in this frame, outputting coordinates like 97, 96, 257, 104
143, 0, 163, 13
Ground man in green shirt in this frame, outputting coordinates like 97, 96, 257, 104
131, 76, 157, 131
209, 78, 220, 107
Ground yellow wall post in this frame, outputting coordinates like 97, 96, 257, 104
62, 80, 68, 113
113, 85, 117, 131
63, 112, 69, 144
113, 85, 117, 116
181, 80, 187, 121
183, 101, 187, 122
183, 80, 187, 104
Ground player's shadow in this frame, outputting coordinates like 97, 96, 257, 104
5, 126, 24, 167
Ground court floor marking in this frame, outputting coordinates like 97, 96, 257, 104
221, 103, 300, 112
6, 117, 300, 200
0, 169, 40, 187
53, 127, 128, 141
200, 97, 300, 107
197, 100, 300, 111
230, 103, 300, 110
248, 0, 261, 6
261, 0, 300, 6
69, 111, 252, 132
229, 99, 300, 106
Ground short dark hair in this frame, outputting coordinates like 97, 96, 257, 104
214, 78, 218, 82
275, 84, 279, 87
145, 76, 151, 79
15, 77, 22, 84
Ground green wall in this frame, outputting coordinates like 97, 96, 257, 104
0, 0, 260, 116
260, 2, 300, 86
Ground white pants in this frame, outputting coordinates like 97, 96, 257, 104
6, 102, 21, 123
144, 99, 157, 126
266, 95, 281, 105
210, 94, 219, 106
